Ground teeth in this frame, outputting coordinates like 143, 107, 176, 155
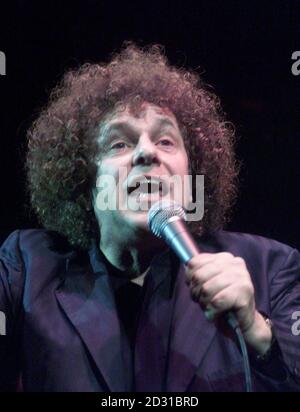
136, 191, 163, 202
129, 179, 160, 195
139, 193, 148, 200
127, 176, 169, 201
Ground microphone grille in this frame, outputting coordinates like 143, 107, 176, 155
148, 200, 187, 238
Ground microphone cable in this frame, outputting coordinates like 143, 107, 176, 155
226, 312, 252, 392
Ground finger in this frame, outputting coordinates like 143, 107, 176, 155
186, 261, 222, 285
191, 274, 232, 305
209, 287, 237, 315
189, 251, 234, 267
186, 253, 216, 271
186, 252, 235, 276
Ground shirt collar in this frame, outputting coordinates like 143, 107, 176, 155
88, 238, 180, 291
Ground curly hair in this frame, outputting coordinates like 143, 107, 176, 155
25, 42, 239, 250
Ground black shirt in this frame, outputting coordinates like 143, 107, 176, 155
88, 240, 180, 390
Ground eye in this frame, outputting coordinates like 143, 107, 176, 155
110, 141, 128, 151
157, 138, 175, 150
159, 139, 172, 145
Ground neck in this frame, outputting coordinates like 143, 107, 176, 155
99, 229, 167, 279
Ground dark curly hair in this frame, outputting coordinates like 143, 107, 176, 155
25, 42, 239, 250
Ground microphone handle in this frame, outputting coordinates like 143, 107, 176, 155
162, 217, 238, 328
162, 217, 200, 264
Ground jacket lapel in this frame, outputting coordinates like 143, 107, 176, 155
55, 255, 128, 392
166, 265, 217, 391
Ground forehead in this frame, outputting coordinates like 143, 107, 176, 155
100, 103, 179, 132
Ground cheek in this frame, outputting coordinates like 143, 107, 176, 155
179, 155, 192, 203
96, 161, 130, 206
171, 153, 190, 176
167, 154, 192, 205
97, 161, 121, 185
98, 155, 131, 179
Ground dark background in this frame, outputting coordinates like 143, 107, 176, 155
0, 0, 299, 248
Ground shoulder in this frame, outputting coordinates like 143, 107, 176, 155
198, 230, 300, 277
212, 230, 296, 255
0, 229, 78, 306
0, 229, 75, 275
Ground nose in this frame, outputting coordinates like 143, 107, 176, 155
132, 135, 160, 167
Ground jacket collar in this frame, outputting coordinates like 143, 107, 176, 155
56, 249, 128, 391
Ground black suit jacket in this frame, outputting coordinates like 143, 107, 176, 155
0, 229, 300, 391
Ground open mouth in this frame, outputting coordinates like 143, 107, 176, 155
127, 176, 167, 200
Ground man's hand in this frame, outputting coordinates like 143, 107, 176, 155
186, 252, 272, 355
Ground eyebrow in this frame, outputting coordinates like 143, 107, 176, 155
100, 117, 178, 143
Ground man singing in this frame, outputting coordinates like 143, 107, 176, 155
0, 43, 299, 391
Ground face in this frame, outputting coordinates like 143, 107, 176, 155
92, 103, 191, 238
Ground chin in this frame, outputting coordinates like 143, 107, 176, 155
126, 210, 149, 229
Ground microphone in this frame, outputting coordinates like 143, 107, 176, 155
147, 200, 200, 264
147, 200, 238, 327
